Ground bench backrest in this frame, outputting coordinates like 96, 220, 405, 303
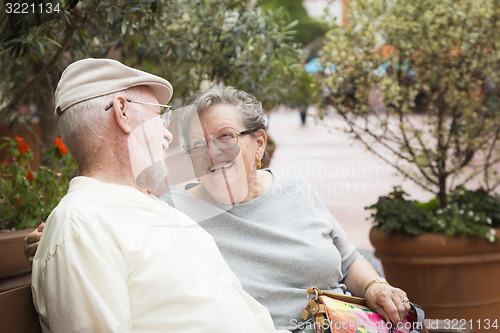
0, 284, 42, 333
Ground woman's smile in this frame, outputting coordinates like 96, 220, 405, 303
210, 161, 235, 173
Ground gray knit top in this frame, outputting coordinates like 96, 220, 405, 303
161, 170, 360, 332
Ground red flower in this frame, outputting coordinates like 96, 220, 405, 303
16, 105, 29, 115
15, 136, 30, 154
26, 171, 35, 181
54, 137, 68, 155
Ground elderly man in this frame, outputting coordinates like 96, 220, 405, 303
31, 58, 289, 333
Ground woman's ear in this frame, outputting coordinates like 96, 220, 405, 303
112, 96, 133, 134
255, 129, 267, 159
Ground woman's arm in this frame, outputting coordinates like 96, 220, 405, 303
344, 257, 410, 326
24, 223, 44, 264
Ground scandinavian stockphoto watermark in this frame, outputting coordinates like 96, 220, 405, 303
290, 318, 424, 332
274, 161, 379, 181
272, 161, 380, 197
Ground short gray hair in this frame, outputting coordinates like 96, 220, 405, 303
58, 93, 112, 162
181, 86, 266, 139
57, 87, 146, 164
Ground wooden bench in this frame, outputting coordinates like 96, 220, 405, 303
0, 284, 478, 333
0, 284, 42, 333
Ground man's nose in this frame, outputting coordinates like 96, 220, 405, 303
207, 140, 223, 158
164, 129, 173, 144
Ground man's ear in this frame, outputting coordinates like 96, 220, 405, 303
112, 96, 133, 134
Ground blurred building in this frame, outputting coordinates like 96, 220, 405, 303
302, 0, 347, 25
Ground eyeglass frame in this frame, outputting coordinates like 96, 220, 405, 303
104, 99, 172, 127
184, 128, 258, 156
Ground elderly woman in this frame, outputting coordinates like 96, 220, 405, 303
165, 86, 411, 331
25, 86, 410, 332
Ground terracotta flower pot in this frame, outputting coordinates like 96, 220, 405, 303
0, 228, 35, 293
370, 227, 500, 333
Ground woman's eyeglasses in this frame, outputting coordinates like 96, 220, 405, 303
105, 99, 172, 127
184, 128, 255, 156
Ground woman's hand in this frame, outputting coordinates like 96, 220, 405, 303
344, 257, 411, 329
364, 282, 411, 329
24, 223, 44, 265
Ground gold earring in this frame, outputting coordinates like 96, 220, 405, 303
256, 156, 262, 169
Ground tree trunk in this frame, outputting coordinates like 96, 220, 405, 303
38, 80, 58, 161
438, 175, 447, 208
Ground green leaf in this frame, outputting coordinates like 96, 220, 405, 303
42, 37, 62, 48
36, 40, 45, 58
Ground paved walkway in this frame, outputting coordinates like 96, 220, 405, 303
267, 107, 432, 250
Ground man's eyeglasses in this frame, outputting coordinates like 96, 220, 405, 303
184, 128, 255, 156
105, 99, 172, 127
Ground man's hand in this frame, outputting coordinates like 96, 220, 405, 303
24, 223, 44, 265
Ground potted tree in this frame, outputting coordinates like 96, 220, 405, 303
0, 136, 76, 292
367, 187, 500, 329
317, 0, 500, 330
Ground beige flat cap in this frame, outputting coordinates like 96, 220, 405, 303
55, 58, 173, 116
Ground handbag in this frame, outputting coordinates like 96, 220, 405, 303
301, 287, 427, 333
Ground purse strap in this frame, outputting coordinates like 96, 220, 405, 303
306, 286, 367, 306
301, 298, 330, 332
